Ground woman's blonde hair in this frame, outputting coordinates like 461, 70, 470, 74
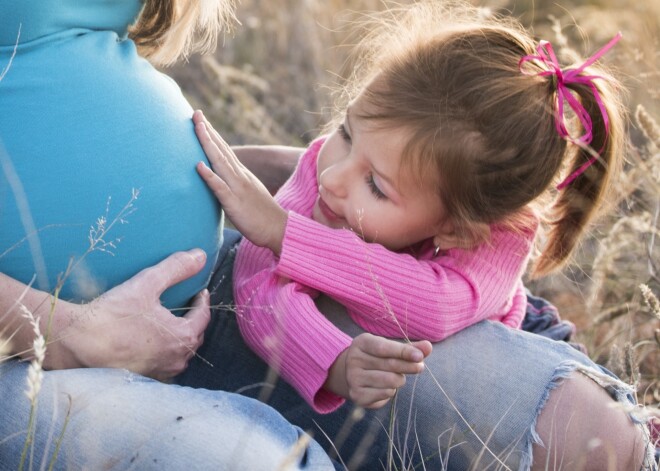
335, 1, 625, 276
129, 0, 237, 66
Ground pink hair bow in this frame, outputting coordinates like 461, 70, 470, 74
519, 32, 622, 189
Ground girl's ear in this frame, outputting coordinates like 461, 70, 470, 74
433, 221, 488, 250
432, 232, 460, 251
432, 220, 460, 251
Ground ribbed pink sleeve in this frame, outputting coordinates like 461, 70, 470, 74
233, 138, 535, 413
277, 213, 533, 341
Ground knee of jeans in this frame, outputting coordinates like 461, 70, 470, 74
532, 372, 656, 471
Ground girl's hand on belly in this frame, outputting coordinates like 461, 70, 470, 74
46, 250, 211, 381
194, 110, 288, 256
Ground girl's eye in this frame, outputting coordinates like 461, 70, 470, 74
366, 173, 387, 200
337, 123, 351, 143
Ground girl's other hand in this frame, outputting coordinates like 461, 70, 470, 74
193, 110, 288, 256
46, 250, 211, 381
324, 333, 432, 409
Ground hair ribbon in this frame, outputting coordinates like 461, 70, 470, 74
519, 32, 622, 189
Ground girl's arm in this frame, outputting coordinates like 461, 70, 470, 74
0, 250, 211, 381
276, 214, 535, 341
194, 111, 532, 343
234, 252, 429, 413
196, 115, 430, 411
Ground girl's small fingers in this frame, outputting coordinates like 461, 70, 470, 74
352, 387, 397, 409
197, 114, 229, 151
364, 398, 393, 410
196, 114, 243, 172
195, 122, 222, 164
196, 162, 230, 197
383, 358, 424, 375
352, 370, 406, 390
355, 351, 424, 375
410, 340, 433, 358
195, 110, 232, 158
356, 333, 425, 362
194, 113, 246, 177
212, 133, 243, 173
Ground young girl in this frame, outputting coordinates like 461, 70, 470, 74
195, 10, 623, 409
194, 3, 654, 468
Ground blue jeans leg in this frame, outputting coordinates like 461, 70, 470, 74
0, 361, 334, 470
178, 231, 655, 470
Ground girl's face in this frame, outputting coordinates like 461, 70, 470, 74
313, 104, 453, 251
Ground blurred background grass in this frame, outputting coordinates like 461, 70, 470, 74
168, 0, 659, 409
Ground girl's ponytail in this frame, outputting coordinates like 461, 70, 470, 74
530, 39, 625, 276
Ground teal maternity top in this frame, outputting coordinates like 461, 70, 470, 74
0, 0, 223, 309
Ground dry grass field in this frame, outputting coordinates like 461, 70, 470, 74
169, 0, 660, 417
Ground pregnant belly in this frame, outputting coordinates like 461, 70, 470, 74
0, 31, 222, 309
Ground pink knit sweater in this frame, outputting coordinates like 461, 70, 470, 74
233, 138, 536, 413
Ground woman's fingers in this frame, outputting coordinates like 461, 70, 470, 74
183, 288, 211, 349
132, 249, 207, 298
60, 249, 213, 380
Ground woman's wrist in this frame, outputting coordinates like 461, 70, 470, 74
0, 272, 87, 369
39, 298, 90, 370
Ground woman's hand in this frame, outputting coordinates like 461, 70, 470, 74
324, 333, 432, 409
193, 110, 288, 256
45, 249, 211, 381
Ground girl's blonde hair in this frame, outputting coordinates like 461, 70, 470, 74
129, 0, 237, 66
336, 1, 625, 277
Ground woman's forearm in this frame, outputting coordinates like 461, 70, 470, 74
0, 272, 74, 363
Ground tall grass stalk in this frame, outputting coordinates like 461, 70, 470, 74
18, 305, 46, 471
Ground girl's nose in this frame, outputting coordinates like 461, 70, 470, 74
319, 162, 349, 199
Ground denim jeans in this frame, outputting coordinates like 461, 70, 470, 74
1, 230, 654, 470
177, 230, 656, 470
0, 361, 334, 470
0, 229, 334, 470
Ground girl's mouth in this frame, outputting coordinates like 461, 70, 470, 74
317, 196, 341, 222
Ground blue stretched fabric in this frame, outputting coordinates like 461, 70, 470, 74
0, 0, 222, 308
